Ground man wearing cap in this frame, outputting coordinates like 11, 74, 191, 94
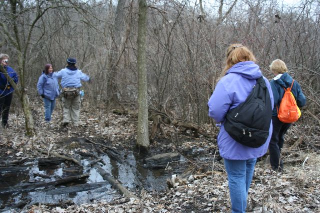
0, 53, 19, 128
55, 58, 90, 127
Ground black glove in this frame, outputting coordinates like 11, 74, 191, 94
41, 94, 45, 98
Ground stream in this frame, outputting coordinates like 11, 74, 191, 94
0, 148, 188, 212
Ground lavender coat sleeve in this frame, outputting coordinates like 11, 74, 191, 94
208, 81, 232, 123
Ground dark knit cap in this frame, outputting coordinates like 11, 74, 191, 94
67, 58, 76, 64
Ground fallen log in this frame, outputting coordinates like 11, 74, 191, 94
38, 157, 66, 167
0, 173, 89, 194
35, 148, 82, 167
0, 166, 29, 173
51, 152, 82, 167
94, 164, 139, 200
84, 139, 122, 163
1, 158, 28, 166
45, 182, 108, 195
144, 152, 180, 169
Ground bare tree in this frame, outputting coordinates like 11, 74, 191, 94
0, 0, 52, 135
137, 0, 149, 148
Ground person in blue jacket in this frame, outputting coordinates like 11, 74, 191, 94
269, 59, 306, 171
208, 44, 274, 213
54, 58, 90, 127
37, 64, 60, 122
0, 53, 19, 128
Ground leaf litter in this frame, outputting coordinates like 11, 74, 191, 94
0, 99, 319, 212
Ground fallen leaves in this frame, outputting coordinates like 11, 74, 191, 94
1, 99, 320, 212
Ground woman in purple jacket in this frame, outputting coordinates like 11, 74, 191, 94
208, 44, 274, 213
37, 64, 60, 122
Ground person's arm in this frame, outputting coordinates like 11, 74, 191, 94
295, 82, 306, 107
208, 81, 232, 123
37, 75, 45, 97
79, 70, 90, 82
53, 70, 62, 79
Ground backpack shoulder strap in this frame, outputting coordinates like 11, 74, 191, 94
289, 79, 294, 90
283, 79, 294, 92
256, 77, 266, 88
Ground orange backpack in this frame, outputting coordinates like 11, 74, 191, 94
277, 80, 301, 123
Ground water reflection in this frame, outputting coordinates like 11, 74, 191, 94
0, 149, 186, 211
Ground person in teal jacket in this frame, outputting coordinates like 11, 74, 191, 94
37, 64, 60, 122
269, 59, 306, 171
0, 53, 18, 128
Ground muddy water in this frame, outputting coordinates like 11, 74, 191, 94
0, 151, 186, 211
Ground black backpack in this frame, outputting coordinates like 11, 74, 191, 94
224, 77, 272, 148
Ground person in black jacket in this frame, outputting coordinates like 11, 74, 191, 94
269, 59, 306, 171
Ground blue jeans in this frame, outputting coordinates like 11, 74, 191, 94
224, 158, 257, 213
43, 98, 56, 122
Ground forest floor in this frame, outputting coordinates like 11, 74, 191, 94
0, 98, 319, 213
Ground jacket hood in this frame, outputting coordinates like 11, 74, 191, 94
274, 72, 293, 88
227, 61, 262, 80
65, 68, 78, 75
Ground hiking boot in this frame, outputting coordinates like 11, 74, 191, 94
62, 122, 69, 127
271, 166, 283, 173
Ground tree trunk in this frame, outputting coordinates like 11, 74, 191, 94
136, 0, 149, 148
0, 64, 34, 136
0, 1, 38, 136
106, 0, 128, 106
20, 92, 35, 136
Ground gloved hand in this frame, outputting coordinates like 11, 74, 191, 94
41, 94, 45, 98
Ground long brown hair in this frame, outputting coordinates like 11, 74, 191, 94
44, 64, 52, 75
220, 44, 256, 78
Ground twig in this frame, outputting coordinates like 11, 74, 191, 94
35, 148, 82, 167
302, 156, 309, 169
211, 150, 217, 177
305, 109, 320, 125
94, 164, 139, 200
289, 136, 304, 151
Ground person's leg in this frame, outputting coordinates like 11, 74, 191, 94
245, 158, 257, 196
224, 159, 247, 213
269, 116, 283, 171
278, 123, 291, 151
277, 123, 291, 170
43, 98, 52, 122
0, 95, 5, 124
62, 97, 72, 124
1, 93, 13, 127
50, 99, 56, 118
70, 95, 81, 125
